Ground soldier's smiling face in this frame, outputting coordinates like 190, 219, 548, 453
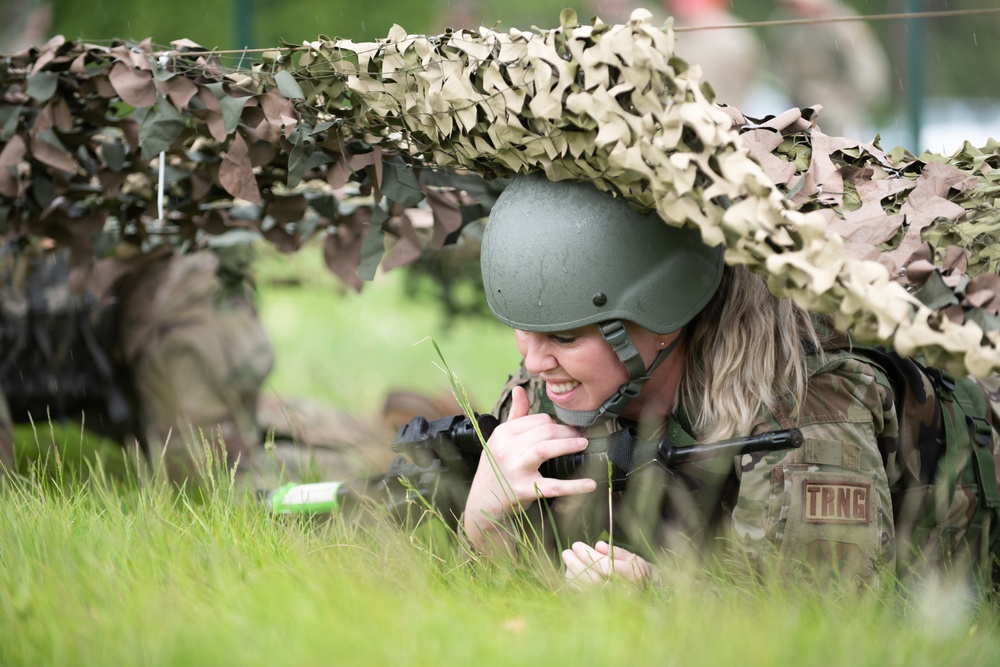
514, 322, 682, 419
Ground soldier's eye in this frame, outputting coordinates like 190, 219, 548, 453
549, 333, 576, 345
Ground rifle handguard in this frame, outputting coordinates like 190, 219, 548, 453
661, 428, 804, 466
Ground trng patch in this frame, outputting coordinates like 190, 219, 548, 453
802, 481, 871, 524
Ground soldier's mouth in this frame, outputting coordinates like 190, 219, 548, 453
547, 380, 580, 395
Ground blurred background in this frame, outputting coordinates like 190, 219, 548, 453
3, 0, 998, 154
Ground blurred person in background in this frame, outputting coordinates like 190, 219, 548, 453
585, 0, 763, 109
769, 0, 890, 138
432, 0, 485, 33
662, 0, 764, 109
586, 0, 644, 24
0, 0, 51, 51
0, 242, 406, 489
587, 0, 764, 107
0, 3, 413, 489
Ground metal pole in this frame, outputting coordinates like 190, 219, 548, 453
234, 0, 255, 51
904, 0, 924, 153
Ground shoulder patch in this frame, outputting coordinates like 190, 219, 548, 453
802, 480, 871, 524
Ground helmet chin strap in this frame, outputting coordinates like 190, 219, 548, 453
553, 319, 681, 428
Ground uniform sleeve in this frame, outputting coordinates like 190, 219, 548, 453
730, 354, 898, 585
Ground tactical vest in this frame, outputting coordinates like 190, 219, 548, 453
853, 346, 1000, 585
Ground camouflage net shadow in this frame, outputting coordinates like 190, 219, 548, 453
1, 8, 999, 375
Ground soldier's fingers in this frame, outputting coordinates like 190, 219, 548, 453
494, 411, 556, 437
571, 541, 604, 564
593, 541, 651, 584
562, 552, 588, 589
508, 386, 530, 421
594, 540, 633, 560
484, 415, 558, 463
562, 547, 605, 587
530, 476, 596, 499
573, 542, 613, 578
523, 435, 589, 468
483, 420, 574, 471
524, 420, 585, 442
562, 550, 588, 577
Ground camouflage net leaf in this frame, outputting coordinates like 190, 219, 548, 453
0, 34, 487, 296
1, 11, 999, 377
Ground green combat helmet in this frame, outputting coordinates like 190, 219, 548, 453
481, 175, 725, 425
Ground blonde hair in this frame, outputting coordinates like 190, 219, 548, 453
679, 265, 820, 441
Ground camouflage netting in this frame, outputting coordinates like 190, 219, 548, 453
1, 9, 999, 376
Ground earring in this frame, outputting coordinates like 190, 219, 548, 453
659, 340, 666, 347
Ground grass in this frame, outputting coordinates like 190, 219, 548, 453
3, 247, 1000, 665
3, 467, 999, 665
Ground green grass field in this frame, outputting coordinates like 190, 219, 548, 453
3, 249, 1000, 665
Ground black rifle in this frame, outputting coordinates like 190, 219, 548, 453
265, 413, 803, 525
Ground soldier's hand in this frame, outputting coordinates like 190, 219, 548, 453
562, 541, 653, 589
463, 386, 596, 553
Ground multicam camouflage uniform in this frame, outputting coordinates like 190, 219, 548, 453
494, 344, 1000, 586
117, 250, 274, 484
734, 349, 898, 583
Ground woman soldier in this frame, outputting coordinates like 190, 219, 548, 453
462, 174, 1000, 588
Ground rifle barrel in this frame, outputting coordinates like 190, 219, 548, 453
662, 428, 803, 466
